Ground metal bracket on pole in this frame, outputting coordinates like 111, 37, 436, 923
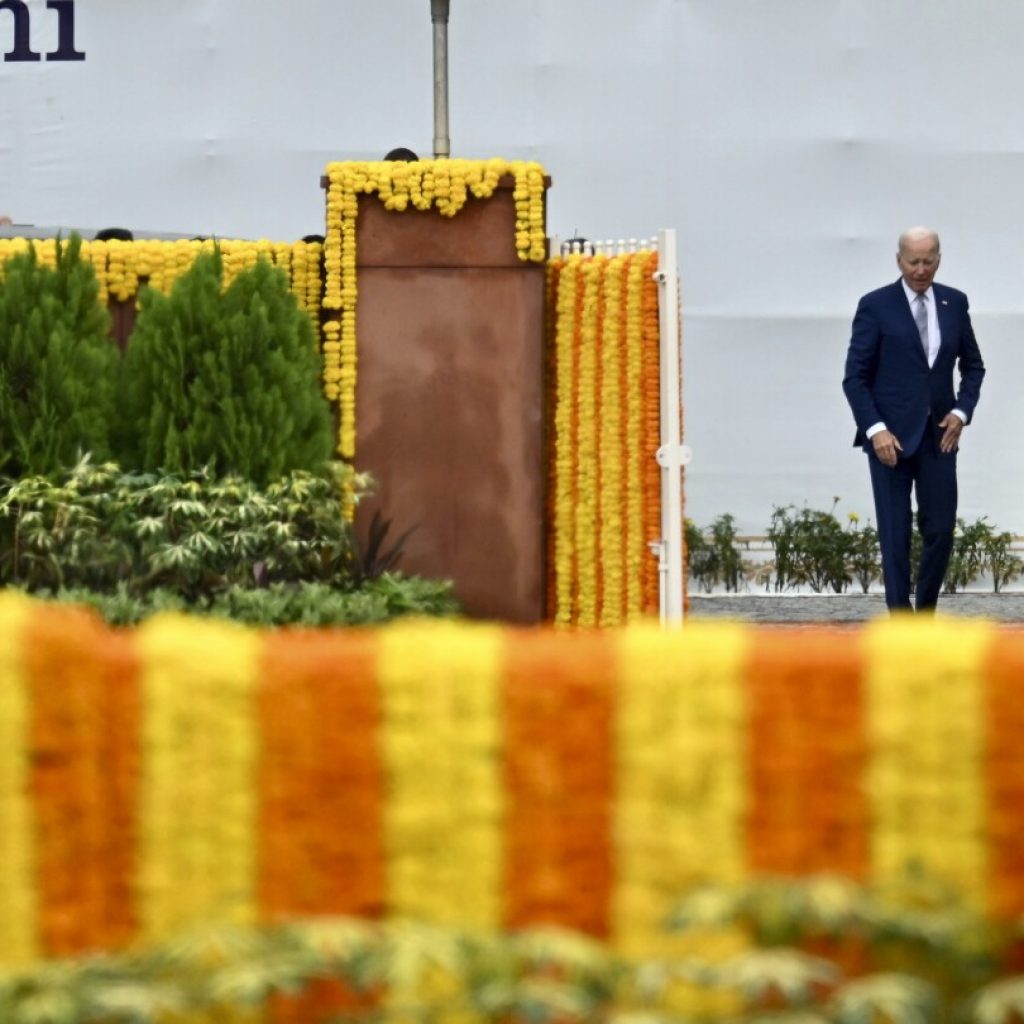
656, 444, 693, 469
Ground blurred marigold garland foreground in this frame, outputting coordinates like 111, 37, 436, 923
1, 594, 1024, 973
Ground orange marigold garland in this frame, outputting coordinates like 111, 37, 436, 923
623, 254, 646, 620
544, 257, 565, 619
639, 250, 662, 615
25, 604, 140, 956
501, 629, 615, 937
745, 629, 870, 878
574, 258, 602, 627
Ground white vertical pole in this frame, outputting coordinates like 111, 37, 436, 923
654, 229, 688, 625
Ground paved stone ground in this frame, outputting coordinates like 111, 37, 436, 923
687, 592, 1024, 623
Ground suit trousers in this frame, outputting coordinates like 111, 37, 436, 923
867, 423, 957, 612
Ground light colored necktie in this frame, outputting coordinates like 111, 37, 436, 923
914, 293, 930, 361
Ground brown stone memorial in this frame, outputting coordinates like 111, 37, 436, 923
349, 179, 549, 623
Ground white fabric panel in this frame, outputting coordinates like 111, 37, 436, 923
2, 0, 1021, 532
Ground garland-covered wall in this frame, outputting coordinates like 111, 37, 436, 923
0, 236, 325, 323
545, 251, 665, 626
1, 591, 1022, 967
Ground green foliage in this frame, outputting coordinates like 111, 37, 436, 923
985, 528, 1024, 595
945, 517, 995, 595
766, 501, 851, 594
0, 234, 118, 478
685, 514, 747, 593
711, 513, 746, 592
49, 575, 459, 627
944, 516, 1024, 595
0, 456, 355, 598
117, 251, 333, 485
685, 517, 718, 593
667, 870, 1020, 1023
1, 873, 1023, 1024
690, 504, 1022, 595
845, 515, 881, 594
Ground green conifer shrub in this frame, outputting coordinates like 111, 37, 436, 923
118, 251, 333, 485
0, 234, 118, 478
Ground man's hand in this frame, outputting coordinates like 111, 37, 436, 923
872, 429, 902, 467
938, 413, 964, 453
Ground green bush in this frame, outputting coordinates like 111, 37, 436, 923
0, 457, 356, 599
48, 575, 459, 627
117, 251, 334, 485
0, 233, 118, 478
0, 458, 460, 625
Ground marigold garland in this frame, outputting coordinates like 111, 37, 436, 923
745, 628, 869, 879
574, 258, 603, 628
639, 251, 663, 614
982, 634, 1024, 917
598, 254, 627, 626
25, 605, 140, 956
546, 248, 664, 626
0, 592, 38, 965
377, 620, 505, 930
623, 256, 646, 620
136, 614, 261, 940
612, 622, 750, 957
502, 629, 615, 937
551, 256, 579, 627
0, 605, 1022, 967
864, 618, 994, 911
258, 629, 385, 920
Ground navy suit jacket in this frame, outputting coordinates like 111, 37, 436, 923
842, 279, 985, 457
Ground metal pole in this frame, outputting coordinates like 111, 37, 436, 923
431, 0, 451, 158
653, 229, 691, 625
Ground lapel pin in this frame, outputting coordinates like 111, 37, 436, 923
941, 299, 948, 305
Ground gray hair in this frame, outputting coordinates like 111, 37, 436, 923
898, 226, 940, 254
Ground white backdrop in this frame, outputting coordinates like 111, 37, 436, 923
2, 0, 1021, 533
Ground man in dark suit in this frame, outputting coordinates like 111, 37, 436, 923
842, 227, 985, 612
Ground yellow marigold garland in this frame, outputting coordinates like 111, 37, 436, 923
599, 255, 627, 626
136, 614, 261, 939
546, 248, 663, 626
552, 256, 579, 626
613, 622, 751, 965
864, 618, 993, 910
377, 620, 505, 929
0, 592, 38, 965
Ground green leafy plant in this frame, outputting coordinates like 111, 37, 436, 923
710, 513, 746, 593
985, 527, 1024, 594
0, 457, 355, 598
49, 575, 459, 627
685, 518, 720, 594
944, 517, 991, 594
685, 515, 747, 593
766, 501, 851, 594
0, 233, 119, 479
844, 514, 881, 594
117, 251, 334, 485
